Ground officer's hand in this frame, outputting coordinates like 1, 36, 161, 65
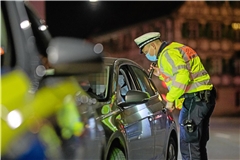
165, 101, 175, 112
148, 63, 160, 76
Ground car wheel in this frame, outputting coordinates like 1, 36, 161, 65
167, 137, 177, 160
109, 147, 126, 160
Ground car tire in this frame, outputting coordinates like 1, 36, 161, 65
166, 137, 178, 160
109, 147, 126, 160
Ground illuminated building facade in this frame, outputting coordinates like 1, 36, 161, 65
90, 1, 240, 116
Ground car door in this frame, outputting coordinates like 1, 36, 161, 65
130, 65, 168, 159
117, 65, 155, 160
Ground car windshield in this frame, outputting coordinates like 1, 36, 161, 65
78, 66, 110, 100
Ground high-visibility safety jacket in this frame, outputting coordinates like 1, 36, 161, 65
157, 42, 213, 109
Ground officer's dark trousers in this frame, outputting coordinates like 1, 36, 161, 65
179, 88, 216, 160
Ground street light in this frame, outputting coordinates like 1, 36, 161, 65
89, 0, 99, 10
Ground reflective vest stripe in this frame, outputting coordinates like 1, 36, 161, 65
185, 79, 212, 92
172, 81, 186, 90
177, 65, 187, 70
172, 79, 212, 92
159, 53, 173, 77
190, 70, 208, 80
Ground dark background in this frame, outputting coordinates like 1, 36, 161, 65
46, 1, 184, 38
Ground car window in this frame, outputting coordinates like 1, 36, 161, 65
118, 68, 130, 101
118, 65, 136, 90
78, 66, 110, 100
131, 66, 156, 96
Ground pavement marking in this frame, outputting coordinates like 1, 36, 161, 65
215, 133, 230, 139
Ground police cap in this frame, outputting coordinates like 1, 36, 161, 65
134, 32, 160, 54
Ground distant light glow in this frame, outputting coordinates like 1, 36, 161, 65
232, 23, 240, 30
93, 43, 103, 54
89, 0, 98, 2
36, 65, 46, 76
20, 20, 31, 29
38, 25, 48, 31
7, 110, 23, 129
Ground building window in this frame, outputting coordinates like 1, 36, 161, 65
231, 51, 240, 75
206, 1, 224, 7
222, 59, 228, 74
235, 91, 240, 107
204, 58, 212, 74
211, 58, 222, 75
205, 22, 222, 40
181, 21, 199, 39
222, 24, 234, 39
229, 1, 240, 9
232, 22, 240, 41
108, 37, 118, 52
199, 24, 205, 38
211, 22, 222, 40
228, 58, 235, 75
234, 59, 240, 75
123, 33, 131, 51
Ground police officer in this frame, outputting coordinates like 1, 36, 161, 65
134, 32, 216, 160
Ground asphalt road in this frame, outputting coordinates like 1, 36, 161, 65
172, 111, 240, 160
207, 117, 240, 160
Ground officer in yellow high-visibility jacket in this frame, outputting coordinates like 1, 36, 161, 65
134, 32, 216, 160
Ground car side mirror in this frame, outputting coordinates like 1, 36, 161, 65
46, 37, 104, 76
118, 90, 150, 108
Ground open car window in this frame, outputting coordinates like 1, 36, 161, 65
77, 66, 110, 100
130, 66, 157, 96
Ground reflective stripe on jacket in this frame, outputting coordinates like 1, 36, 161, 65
157, 42, 213, 104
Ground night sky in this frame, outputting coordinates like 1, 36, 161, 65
46, 1, 184, 39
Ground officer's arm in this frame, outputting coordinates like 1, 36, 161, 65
161, 49, 190, 102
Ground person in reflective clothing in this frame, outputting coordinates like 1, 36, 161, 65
134, 32, 216, 160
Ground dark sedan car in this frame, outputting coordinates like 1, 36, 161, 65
78, 57, 178, 160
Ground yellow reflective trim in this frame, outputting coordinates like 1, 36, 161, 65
185, 79, 212, 92
177, 65, 187, 70
172, 81, 186, 90
190, 70, 208, 80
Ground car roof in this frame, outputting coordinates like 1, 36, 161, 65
103, 57, 142, 68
